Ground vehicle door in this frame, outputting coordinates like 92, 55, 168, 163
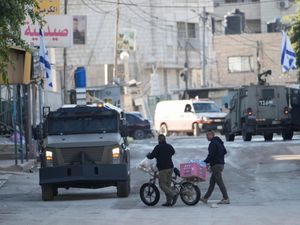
290, 88, 300, 127
256, 87, 277, 119
181, 103, 194, 131
228, 93, 238, 130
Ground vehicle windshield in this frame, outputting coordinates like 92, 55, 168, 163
193, 102, 221, 113
48, 115, 118, 135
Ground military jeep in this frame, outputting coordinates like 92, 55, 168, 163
223, 70, 293, 142
39, 103, 130, 200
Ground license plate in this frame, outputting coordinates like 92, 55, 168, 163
217, 125, 223, 130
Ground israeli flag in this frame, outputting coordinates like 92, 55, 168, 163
281, 31, 297, 73
39, 29, 53, 89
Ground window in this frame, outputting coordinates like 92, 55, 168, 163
228, 56, 254, 73
177, 22, 198, 39
193, 103, 221, 113
262, 89, 274, 99
48, 115, 118, 135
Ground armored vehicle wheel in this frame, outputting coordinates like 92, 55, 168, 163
282, 130, 293, 140
159, 124, 168, 136
193, 123, 199, 136
242, 131, 252, 141
264, 133, 273, 141
133, 129, 145, 140
225, 133, 235, 142
53, 187, 58, 196
41, 185, 54, 201
140, 183, 160, 206
117, 177, 131, 197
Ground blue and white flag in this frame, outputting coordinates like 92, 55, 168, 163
281, 31, 297, 73
39, 28, 53, 89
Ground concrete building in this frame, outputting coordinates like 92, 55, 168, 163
55, 1, 214, 105
52, 0, 298, 117
208, 0, 298, 88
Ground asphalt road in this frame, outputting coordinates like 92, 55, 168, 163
1, 134, 300, 225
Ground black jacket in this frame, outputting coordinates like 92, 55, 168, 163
204, 136, 227, 167
147, 141, 175, 171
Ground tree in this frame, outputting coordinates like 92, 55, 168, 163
0, 0, 42, 82
290, 0, 300, 80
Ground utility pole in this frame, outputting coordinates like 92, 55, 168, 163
184, 22, 189, 99
256, 40, 261, 75
113, 0, 120, 84
201, 7, 208, 87
63, 0, 68, 103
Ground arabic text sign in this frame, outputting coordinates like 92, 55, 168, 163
21, 16, 73, 48
37, 0, 60, 15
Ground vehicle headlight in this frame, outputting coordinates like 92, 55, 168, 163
112, 147, 120, 158
46, 151, 53, 161
202, 116, 209, 121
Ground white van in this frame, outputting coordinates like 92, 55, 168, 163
154, 99, 227, 136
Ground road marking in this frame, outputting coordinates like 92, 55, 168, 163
272, 155, 300, 161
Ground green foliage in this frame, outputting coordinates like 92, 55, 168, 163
290, 0, 300, 75
0, 0, 42, 82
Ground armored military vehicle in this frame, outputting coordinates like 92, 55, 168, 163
223, 70, 293, 142
39, 103, 130, 201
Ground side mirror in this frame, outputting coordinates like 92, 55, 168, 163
120, 124, 128, 137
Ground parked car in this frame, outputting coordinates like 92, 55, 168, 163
154, 99, 226, 136
125, 112, 154, 139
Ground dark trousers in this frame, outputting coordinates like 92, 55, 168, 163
159, 168, 176, 204
204, 164, 229, 200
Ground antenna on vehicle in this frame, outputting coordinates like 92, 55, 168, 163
257, 70, 272, 85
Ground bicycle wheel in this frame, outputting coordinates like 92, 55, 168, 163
180, 182, 201, 206
139, 183, 160, 206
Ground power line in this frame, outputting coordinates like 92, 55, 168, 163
68, 0, 296, 8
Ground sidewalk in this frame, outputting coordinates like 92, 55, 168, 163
0, 159, 37, 188
0, 159, 37, 172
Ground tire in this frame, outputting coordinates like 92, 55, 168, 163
225, 132, 235, 142
117, 176, 131, 197
159, 124, 168, 136
242, 126, 252, 141
41, 185, 54, 201
224, 121, 234, 142
53, 187, 58, 196
192, 123, 199, 136
282, 129, 293, 140
139, 183, 160, 206
242, 132, 252, 141
180, 182, 201, 206
133, 129, 145, 140
264, 133, 273, 141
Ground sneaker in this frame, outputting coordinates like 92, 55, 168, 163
162, 202, 173, 207
217, 198, 230, 204
200, 198, 208, 204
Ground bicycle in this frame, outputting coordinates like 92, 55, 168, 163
139, 167, 201, 206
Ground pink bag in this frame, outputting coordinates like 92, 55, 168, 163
180, 162, 208, 181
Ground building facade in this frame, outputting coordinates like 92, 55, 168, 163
51, 0, 298, 115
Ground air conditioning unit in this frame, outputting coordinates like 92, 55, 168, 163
278, 0, 289, 9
